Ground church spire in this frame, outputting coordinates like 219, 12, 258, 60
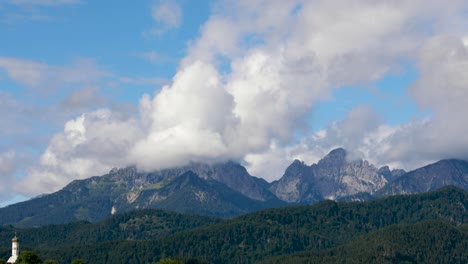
7, 233, 19, 264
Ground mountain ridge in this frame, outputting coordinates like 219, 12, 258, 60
1, 148, 467, 227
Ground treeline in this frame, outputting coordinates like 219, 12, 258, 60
1, 186, 466, 263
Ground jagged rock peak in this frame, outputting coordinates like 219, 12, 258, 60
285, 159, 306, 171
378, 166, 391, 175
318, 148, 347, 166
291, 159, 305, 166
108, 166, 137, 175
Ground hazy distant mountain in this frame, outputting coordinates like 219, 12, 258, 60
270, 148, 388, 203
377, 159, 468, 196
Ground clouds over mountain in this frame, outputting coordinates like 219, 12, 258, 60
10, 0, 468, 196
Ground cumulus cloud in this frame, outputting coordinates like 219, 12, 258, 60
17, 109, 141, 194
283, 36, 468, 171
15, 0, 468, 198
382, 35, 468, 165
130, 61, 236, 169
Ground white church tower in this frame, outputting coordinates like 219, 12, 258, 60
6, 234, 19, 264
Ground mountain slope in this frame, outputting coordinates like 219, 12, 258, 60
0, 164, 283, 227
130, 171, 282, 217
377, 159, 468, 196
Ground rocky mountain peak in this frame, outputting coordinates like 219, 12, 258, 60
280, 160, 308, 180
378, 166, 390, 174
318, 148, 347, 167
271, 148, 389, 203
108, 166, 137, 176
377, 166, 406, 183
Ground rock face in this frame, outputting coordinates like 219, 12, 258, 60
377, 159, 468, 197
377, 166, 406, 183
161, 161, 277, 202
270, 148, 388, 203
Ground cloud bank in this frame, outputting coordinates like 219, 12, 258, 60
12, 0, 468, 196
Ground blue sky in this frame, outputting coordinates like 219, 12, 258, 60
1, 0, 468, 206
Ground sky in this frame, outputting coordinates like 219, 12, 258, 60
1, 0, 468, 207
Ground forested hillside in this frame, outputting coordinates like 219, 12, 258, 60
0, 209, 220, 250
0, 186, 464, 263
261, 221, 468, 263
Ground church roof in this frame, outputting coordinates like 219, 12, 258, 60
7, 255, 17, 264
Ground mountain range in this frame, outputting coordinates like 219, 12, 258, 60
1, 148, 467, 227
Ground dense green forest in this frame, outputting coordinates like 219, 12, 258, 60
0, 209, 220, 250
0, 186, 466, 263
261, 221, 467, 263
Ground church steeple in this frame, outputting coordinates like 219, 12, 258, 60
7, 233, 19, 264
12, 233, 19, 256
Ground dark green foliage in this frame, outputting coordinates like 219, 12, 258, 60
0, 248, 9, 262
71, 259, 85, 264
1, 186, 466, 264
0, 209, 220, 250
15, 251, 42, 264
154, 258, 183, 264
151, 258, 208, 264
43, 260, 58, 264
459, 223, 468, 234
25, 186, 467, 264
262, 221, 467, 263
0, 259, 5, 264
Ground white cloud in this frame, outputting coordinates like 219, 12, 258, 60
284, 36, 468, 172
130, 61, 236, 169
59, 86, 105, 110
136, 51, 175, 64
1, 0, 81, 24
152, 0, 182, 28
0, 150, 17, 200
118, 76, 169, 86
17, 109, 141, 194
384, 35, 468, 165
0, 57, 110, 90
144, 0, 182, 36
13, 0, 468, 198
0, 151, 16, 179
